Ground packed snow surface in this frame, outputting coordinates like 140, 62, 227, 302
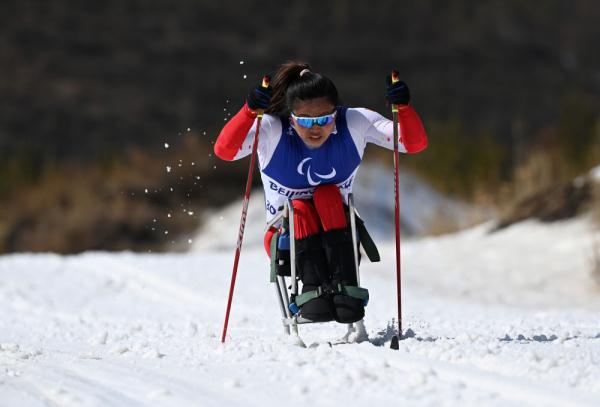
2, 213, 600, 405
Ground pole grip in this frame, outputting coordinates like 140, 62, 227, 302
261, 75, 270, 89
391, 70, 400, 113
255, 75, 271, 118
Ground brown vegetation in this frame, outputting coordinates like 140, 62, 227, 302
493, 176, 592, 231
0, 135, 250, 253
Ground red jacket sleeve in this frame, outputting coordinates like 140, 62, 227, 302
214, 103, 258, 161
398, 105, 428, 154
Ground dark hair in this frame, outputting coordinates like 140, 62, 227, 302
266, 61, 340, 117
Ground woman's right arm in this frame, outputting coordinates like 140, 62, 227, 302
214, 103, 259, 161
214, 103, 281, 164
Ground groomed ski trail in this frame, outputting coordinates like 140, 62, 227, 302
2, 217, 600, 406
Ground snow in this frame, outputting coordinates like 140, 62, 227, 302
2, 205, 600, 405
352, 163, 488, 238
590, 165, 600, 182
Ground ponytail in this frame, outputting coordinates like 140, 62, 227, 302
266, 61, 340, 117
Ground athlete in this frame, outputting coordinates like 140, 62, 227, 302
214, 62, 427, 324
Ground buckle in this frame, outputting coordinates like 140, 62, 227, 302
320, 282, 337, 296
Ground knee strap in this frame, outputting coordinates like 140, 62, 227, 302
294, 283, 369, 307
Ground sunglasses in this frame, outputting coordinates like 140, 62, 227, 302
291, 111, 336, 128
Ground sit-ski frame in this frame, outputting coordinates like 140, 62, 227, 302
266, 193, 367, 342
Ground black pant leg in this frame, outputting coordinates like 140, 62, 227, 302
321, 227, 358, 286
322, 227, 365, 323
294, 234, 334, 322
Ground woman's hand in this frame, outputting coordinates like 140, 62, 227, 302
246, 77, 272, 111
385, 73, 411, 105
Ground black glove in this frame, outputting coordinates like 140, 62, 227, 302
385, 74, 411, 105
246, 79, 272, 111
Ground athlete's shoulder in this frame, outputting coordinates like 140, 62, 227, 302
346, 107, 383, 119
335, 106, 373, 126
257, 113, 284, 142
345, 107, 386, 132
256, 113, 286, 169
260, 113, 283, 128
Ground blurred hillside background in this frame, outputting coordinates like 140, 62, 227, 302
1, 0, 599, 253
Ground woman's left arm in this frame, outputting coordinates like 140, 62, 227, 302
347, 106, 428, 153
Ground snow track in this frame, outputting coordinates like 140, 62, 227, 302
2, 217, 600, 406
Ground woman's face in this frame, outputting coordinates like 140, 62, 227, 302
291, 97, 336, 149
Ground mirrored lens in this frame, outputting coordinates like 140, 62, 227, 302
293, 113, 335, 128
297, 118, 315, 128
315, 116, 330, 126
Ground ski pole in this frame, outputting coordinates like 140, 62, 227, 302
390, 69, 403, 341
221, 75, 270, 343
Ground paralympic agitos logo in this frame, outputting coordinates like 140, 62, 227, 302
296, 157, 336, 186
